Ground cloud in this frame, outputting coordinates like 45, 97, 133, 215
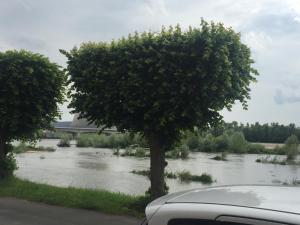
1, 0, 300, 123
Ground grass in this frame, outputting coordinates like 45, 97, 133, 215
0, 177, 145, 218
13, 143, 55, 154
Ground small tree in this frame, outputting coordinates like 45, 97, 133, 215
62, 20, 257, 199
285, 135, 299, 161
0, 50, 65, 177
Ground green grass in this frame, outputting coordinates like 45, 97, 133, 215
0, 177, 145, 218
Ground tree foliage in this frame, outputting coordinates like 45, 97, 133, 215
0, 50, 65, 176
62, 20, 257, 198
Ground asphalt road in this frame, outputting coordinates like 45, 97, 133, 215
0, 198, 140, 225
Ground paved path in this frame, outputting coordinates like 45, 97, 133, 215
0, 198, 140, 225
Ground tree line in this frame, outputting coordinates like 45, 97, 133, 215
211, 122, 300, 143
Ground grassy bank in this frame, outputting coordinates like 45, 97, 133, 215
0, 177, 144, 218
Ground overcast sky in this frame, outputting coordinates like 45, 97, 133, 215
1, 0, 300, 124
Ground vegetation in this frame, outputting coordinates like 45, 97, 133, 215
181, 131, 280, 154
131, 169, 213, 184
256, 156, 287, 165
0, 177, 144, 217
76, 133, 147, 149
177, 171, 213, 184
57, 135, 71, 147
13, 143, 55, 154
131, 170, 177, 179
285, 135, 299, 161
215, 122, 300, 143
256, 135, 299, 165
0, 50, 65, 178
211, 152, 228, 161
62, 20, 257, 198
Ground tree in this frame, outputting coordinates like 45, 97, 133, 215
0, 50, 65, 178
61, 20, 257, 199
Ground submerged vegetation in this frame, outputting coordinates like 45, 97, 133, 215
57, 134, 71, 147
256, 135, 299, 165
131, 169, 213, 184
177, 171, 213, 184
13, 143, 55, 154
211, 152, 228, 161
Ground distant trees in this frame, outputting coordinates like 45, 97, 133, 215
220, 122, 300, 143
62, 20, 257, 199
0, 50, 65, 178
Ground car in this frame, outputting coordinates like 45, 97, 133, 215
142, 185, 300, 225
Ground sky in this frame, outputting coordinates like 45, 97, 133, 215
1, 0, 300, 125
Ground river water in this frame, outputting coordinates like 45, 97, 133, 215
15, 139, 300, 195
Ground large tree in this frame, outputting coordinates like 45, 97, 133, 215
0, 50, 65, 177
62, 20, 258, 199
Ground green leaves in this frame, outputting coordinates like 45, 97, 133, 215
0, 50, 66, 142
62, 19, 257, 149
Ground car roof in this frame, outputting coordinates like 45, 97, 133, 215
165, 185, 300, 215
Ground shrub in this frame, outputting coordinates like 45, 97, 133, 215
285, 135, 299, 161
177, 170, 213, 184
0, 153, 17, 177
229, 132, 248, 153
57, 135, 71, 147
185, 133, 200, 150
247, 144, 266, 154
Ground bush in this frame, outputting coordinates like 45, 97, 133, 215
185, 133, 200, 150
229, 132, 248, 153
57, 135, 71, 147
247, 144, 266, 154
0, 153, 17, 177
177, 170, 213, 184
285, 135, 299, 161
76, 133, 148, 149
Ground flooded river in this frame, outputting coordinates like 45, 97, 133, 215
15, 139, 300, 195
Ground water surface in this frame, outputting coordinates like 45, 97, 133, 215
15, 139, 300, 195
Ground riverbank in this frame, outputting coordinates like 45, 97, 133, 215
0, 177, 145, 218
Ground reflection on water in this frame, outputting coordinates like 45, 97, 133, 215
15, 139, 300, 195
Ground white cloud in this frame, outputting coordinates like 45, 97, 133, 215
1, 0, 300, 124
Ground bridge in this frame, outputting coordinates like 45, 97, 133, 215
54, 126, 117, 134
53, 114, 117, 137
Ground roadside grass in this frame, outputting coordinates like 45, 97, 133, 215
0, 177, 145, 218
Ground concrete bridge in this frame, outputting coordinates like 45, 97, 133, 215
54, 114, 117, 136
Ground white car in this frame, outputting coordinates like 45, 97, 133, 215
142, 185, 300, 225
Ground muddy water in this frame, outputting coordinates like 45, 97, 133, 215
15, 139, 300, 195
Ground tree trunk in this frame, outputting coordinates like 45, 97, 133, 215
148, 134, 166, 200
0, 136, 7, 179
